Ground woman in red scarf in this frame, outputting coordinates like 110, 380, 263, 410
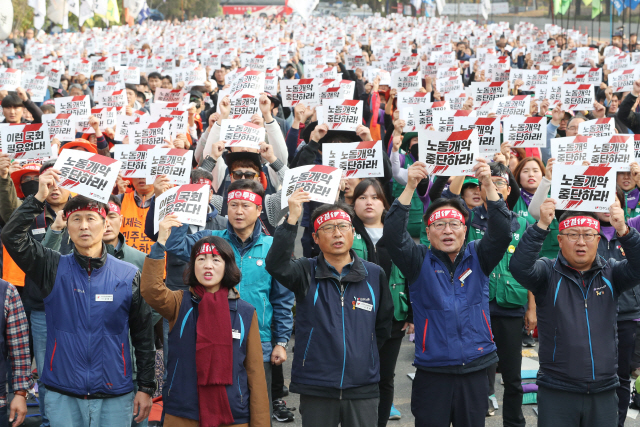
141, 214, 270, 427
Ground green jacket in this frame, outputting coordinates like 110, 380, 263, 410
352, 232, 410, 322
391, 154, 424, 238
468, 210, 529, 308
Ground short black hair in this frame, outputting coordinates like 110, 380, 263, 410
108, 194, 122, 209
323, 133, 356, 144
488, 162, 511, 183
40, 104, 55, 114
423, 197, 469, 225
184, 236, 241, 289
191, 169, 213, 184
310, 202, 355, 229
148, 72, 162, 80
93, 73, 103, 80
1, 93, 24, 108
558, 211, 598, 223
547, 38, 556, 43
63, 195, 108, 221
227, 179, 265, 200
162, 75, 173, 83
125, 83, 138, 92
138, 76, 148, 86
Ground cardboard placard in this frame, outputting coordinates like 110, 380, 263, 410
53, 150, 121, 203
145, 148, 193, 185
281, 164, 342, 209
551, 165, 616, 211
322, 141, 384, 178
153, 184, 209, 234
418, 129, 479, 175
502, 116, 547, 147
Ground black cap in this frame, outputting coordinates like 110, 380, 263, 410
301, 121, 361, 145
190, 90, 204, 100
224, 151, 262, 171
53, 88, 69, 97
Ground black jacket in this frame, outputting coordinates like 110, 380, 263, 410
616, 92, 640, 134
509, 223, 640, 393
0, 196, 156, 392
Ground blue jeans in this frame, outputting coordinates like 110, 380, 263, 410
30, 309, 49, 427
46, 390, 134, 427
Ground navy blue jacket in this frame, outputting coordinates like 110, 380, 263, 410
265, 221, 393, 399
383, 198, 512, 374
164, 289, 256, 423
509, 223, 640, 393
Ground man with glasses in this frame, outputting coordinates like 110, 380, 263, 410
264, 190, 393, 427
464, 162, 534, 425
164, 178, 294, 420
510, 199, 640, 426
383, 158, 512, 427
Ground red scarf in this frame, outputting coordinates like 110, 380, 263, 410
193, 285, 234, 427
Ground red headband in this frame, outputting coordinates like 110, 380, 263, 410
228, 190, 263, 206
108, 202, 121, 215
65, 204, 107, 220
194, 178, 212, 187
559, 216, 600, 232
427, 209, 465, 226
314, 210, 352, 232
196, 243, 220, 257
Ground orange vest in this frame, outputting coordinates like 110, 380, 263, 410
120, 191, 154, 254
2, 246, 24, 287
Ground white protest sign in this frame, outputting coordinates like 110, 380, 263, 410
1, 123, 51, 160
280, 78, 320, 107
230, 70, 265, 93
587, 135, 634, 171
227, 90, 261, 121
220, 120, 266, 150
502, 116, 547, 148
104, 70, 126, 86
578, 118, 615, 138
391, 70, 422, 91
436, 76, 464, 94
145, 148, 193, 185
153, 184, 209, 234
155, 88, 189, 103
0, 69, 21, 90
42, 113, 77, 141
519, 70, 552, 91
95, 90, 128, 108
607, 68, 640, 92
432, 110, 477, 132
551, 165, 616, 211
112, 144, 156, 178
22, 74, 48, 102
53, 150, 121, 203
322, 141, 384, 178
418, 129, 479, 175
413, 102, 450, 131
470, 81, 508, 106
551, 135, 591, 165
115, 114, 151, 141
129, 120, 172, 145
453, 117, 501, 155
561, 83, 595, 111
55, 96, 91, 116
281, 165, 342, 209
492, 95, 530, 116
317, 100, 363, 131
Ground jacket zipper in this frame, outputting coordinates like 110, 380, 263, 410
238, 375, 243, 403
449, 270, 464, 364
553, 328, 557, 362
87, 262, 91, 395
262, 297, 266, 327
122, 343, 126, 377
303, 328, 314, 366
50, 339, 57, 370
333, 279, 349, 398
371, 333, 375, 366
422, 319, 428, 353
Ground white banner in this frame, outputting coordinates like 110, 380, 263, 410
53, 150, 121, 203
322, 141, 384, 178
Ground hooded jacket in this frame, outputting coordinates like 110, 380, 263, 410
509, 223, 640, 393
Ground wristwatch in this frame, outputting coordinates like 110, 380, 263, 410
276, 341, 288, 350
14, 390, 27, 398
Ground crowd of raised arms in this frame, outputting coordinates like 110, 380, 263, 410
1, 11, 640, 427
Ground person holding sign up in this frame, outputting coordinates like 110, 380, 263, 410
1, 88, 43, 125
163, 179, 294, 418
265, 190, 393, 427
510, 195, 640, 427
0, 173, 156, 426
141, 225, 270, 427
383, 158, 512, 427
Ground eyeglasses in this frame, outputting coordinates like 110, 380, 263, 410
317, 223, 352, 234
429, 220, 464, 231
480, 180, 508, 188
232, 171, 259, 180
559, 232, 598, 242
567, 126, 579, 132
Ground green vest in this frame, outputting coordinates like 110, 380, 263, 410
391, 154, 424, 238
512, 196, 536, 225
467, 212, 529, 308
352, 232, 409, 322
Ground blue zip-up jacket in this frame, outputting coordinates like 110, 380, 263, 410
265, 221, 393, 399
383, 197, 512, 374
509, 223, 640, 393
164, 220, 293, 361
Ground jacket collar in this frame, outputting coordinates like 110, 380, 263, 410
206, 204, 219, 222
553, 251, 605, 283
189, 286, 241, 307
105, 233, 127, 259
74, 242, 108, 273
226, 219, 262, 249
430, 243, 470, 274
315, 250, 367, 283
